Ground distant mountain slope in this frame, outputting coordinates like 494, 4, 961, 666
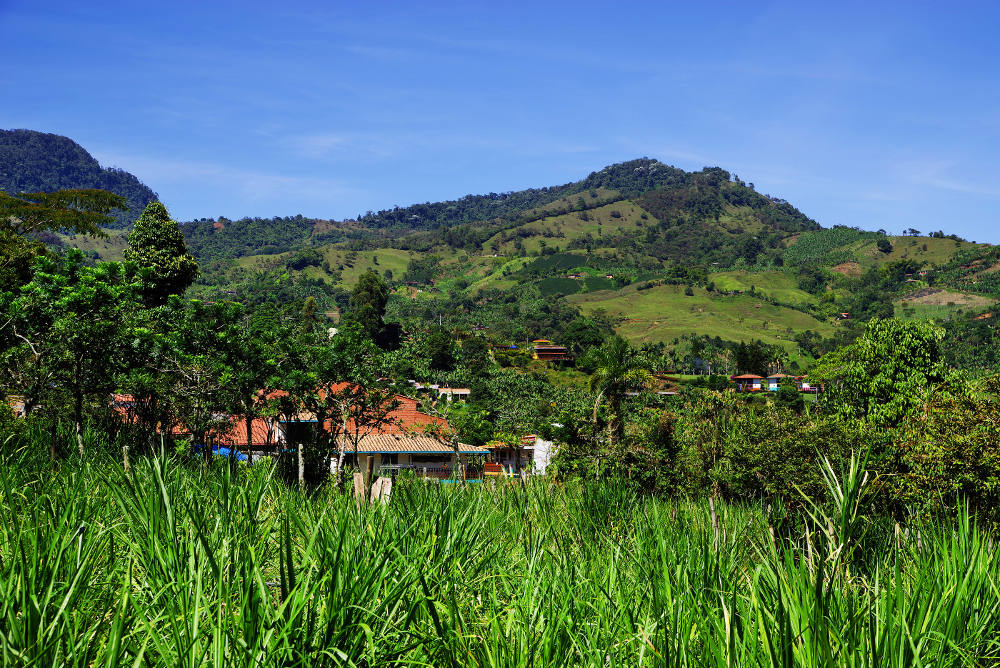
0, 129, 157, 227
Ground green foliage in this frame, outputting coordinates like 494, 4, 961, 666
588, 336, 653, 446
425, 325, 457, 372
892, 376, 1000, 515
783, 226, 881, 266
347, 270, 389, 342
941, 309, 1000, 372
537, 276, 580, 296
813, 317, 945, 427
1, 249, 139, 452
1, 188, 125, 290
733, 339, 785, 376
123, 202, 198, 306
182, 214, 320, 259
402, 255, 440, 284
774, 382, 805, 412
459, 336, 491, 373
0, 129, 157, 227
562, 317, 607, 355
2, 449, 999, 664
284, 247, 322, 270
710, 407, 864, 502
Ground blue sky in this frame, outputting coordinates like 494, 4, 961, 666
2, 1, 998, 241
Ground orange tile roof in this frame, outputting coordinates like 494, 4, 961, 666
212, 418, 275, 447
345, 434, 487, 454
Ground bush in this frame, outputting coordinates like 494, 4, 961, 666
285, 248, 323, 271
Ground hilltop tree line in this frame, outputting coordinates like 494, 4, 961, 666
0, 129, 157, 227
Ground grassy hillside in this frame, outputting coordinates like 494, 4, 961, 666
46, 154, 994, 362
568, 283, 835, 355
486, 199, 653, 255
894, 287, 996, 321
785, 228, 982, 271
56, 228, 130, 260
710, 270, 818, 306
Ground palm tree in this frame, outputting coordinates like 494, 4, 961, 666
589, 336, 653, 449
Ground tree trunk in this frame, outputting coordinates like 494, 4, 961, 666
245, 414, 254, 466
74, 392, 84, 457
592, 390, 604, 424
335, 417, 349, 488
297, 441, 305, 487
49, 412, 58, 463
452, 433, 464, 483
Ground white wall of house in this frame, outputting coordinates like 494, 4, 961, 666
532, 437, 557, 474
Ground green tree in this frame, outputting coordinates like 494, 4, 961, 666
425, 325, 457, 372
460, 336, 492, 375
123, 201, 198, 306
348, 270, 389, 342
588, 336, 652, 449
773, 382, 805, 413
219, 305, 285, 466
563, 317, 606, 355
812, 317, 945, 427
1, 249, 138, 456
1, 188, 125, 290
163, 298, 242, 462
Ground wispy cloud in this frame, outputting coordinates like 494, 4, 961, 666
88, 149, 366, 213
896, 160, 1000, 198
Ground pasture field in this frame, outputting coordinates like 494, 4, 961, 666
709, 270, 818, 306
569, 283, 835, 353
57, 228, 130, 260
894, 288, 996, 321
485, 199, 655, 255
1, 444, 998, 666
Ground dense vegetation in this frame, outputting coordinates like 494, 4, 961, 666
20, 130, 990, 372
0, 130, 157, 227
1, 444, 999, 665
5, 174, 1000, 665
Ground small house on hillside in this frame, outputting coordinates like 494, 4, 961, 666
765, 373, 793, 392
484, 434, 539, 476
437, 387, 471, 402
796, 376, 819, 393
531, 339, 571, 362
732, 374, 764, 392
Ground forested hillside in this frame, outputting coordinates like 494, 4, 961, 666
0, 129, 157, 227
22, 136, 990, 370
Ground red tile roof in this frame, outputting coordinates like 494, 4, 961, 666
111, 384, 452, 446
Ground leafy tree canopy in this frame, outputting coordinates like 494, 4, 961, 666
347, 270, 389, 342
123, 201, 198, 306
1, 188, 125, 290
812, 317, 945, 427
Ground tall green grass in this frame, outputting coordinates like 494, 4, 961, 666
0, 442, 998, 666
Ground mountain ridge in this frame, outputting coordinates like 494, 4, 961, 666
0, 129, 158, 228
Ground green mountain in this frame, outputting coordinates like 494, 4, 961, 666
23, 137, 989, 366
0, 129, 158, 228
